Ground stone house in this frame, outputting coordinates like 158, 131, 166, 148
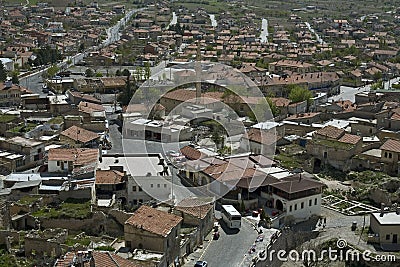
0, 81, 31, 107
306, 125, 363, 171
24, 228, 67, 258
174, 198, 214, 242
240, 128, 276, 156
54, 250, 139, 267
124, 205, 182, 267
59, 125, 100, 148
0, 137, 45, 172
95, 169, 128, 207
379, 139, 400, 175
376, 107, 400, 131
47, 148, 99, 177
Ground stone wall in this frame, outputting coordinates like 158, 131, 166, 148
39, 211, 123, 236
108, 209, 133, 225
0, 230, 21, 245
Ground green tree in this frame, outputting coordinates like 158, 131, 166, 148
85, 68, 95, 77
11, 71, 19, 84
95, 72, 103, 77
79, 43, 85, 52
288, 85, 313, 107
0, 62, 6, 82
144, 62, 151, 80
371, 81, 383, 90
122, 69, 130, 76
47, 64, 59, 78
115, 69, 122, 76
266, 97, 279, 117
117, 73, 137, 106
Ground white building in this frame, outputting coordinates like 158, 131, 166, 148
97, 154, 172, 207
262, 173, 325, 226
0, 58, 14, 71
124, 118, 192, 142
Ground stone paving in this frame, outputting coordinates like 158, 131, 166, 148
322, 195, 380, 216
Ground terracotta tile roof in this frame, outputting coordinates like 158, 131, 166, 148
391, 112, 400, 121
175, 198, 213, 219
180, 145, 203, 160
380, 139, 400, 153
95, 170, 125, 184
48, 148, 98, 165
162, 89, 197, 102
315, 125, 345, 139
69, 91, 101, 104
55, 251, 139, 267
338, 133, 361, 145
335, 100, 356, 112
60, 125, 99, 143
162, 89, 223, 102
125, 205, 182, 237
243, 128, 276, 146
78, 101, 105, 113
100, 77, 126, 87
270, 97, 290, 107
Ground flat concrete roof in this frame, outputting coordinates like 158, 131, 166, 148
98, 154, 164, 176
372, 212, 400, 225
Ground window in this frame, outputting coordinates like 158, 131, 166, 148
133, 199, 138, 205
139, 187, 143, 192
139, 199, 143, 203
323, 152, 328, 158
386, 234, 390, 240
294, 204, 297, 211
57, 161, 60, 166
157, 184, 160, 188
150, 184, 153, 188
132, 186, 137, 192
389, 153, 392, 159
309, 199, 312, 206
289, 206, 292, 212
164, 184, 167, 188
314, 198, 317, 205
301, 202, 304, 209
385, 152, 388, 158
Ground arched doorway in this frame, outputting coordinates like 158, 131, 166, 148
314, 158, 322, 173
275, 199, 284, 211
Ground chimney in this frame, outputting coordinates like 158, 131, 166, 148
380, 203, 385, 217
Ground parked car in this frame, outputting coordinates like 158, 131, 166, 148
194, 261, 207, 267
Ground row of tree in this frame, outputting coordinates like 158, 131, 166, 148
0, 62, 19, 84
28, 46, 62, 67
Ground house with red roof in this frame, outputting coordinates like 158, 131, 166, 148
124, 205, 182, 266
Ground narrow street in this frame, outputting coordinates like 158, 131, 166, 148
184, 215, 259, 267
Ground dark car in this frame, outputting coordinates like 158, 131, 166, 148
194, 261, 207, 267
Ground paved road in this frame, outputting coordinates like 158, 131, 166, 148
197, 214, 259, 267
329, 77, 400, 103
260, 18, 268, 43
19, 7, 144, 95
